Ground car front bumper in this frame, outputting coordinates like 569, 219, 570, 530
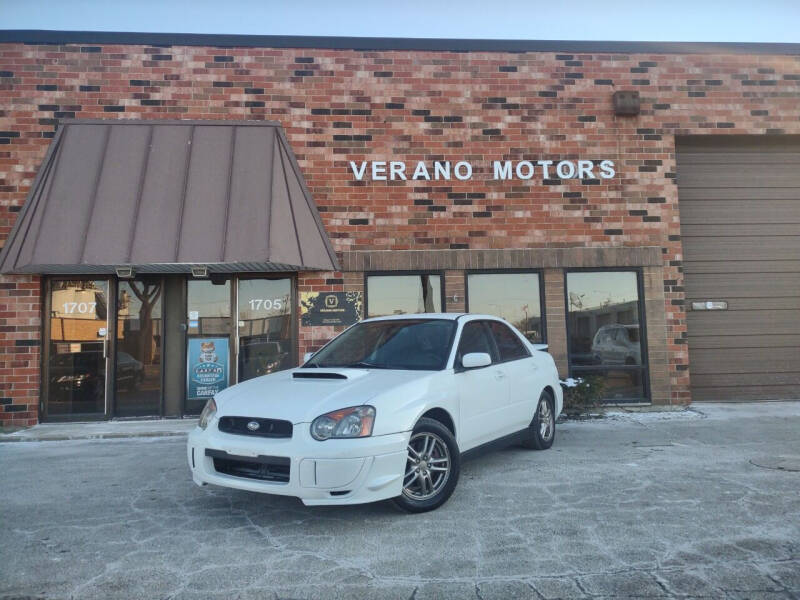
187, 423, 410, 506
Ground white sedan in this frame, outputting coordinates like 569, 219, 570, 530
187, 313, 562, 512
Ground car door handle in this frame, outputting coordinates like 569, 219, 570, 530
494, 370, 506, 380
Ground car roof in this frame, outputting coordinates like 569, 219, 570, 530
361, 313, 506, 323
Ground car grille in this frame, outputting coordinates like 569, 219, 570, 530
217, 416, 293, 438
206, 449, 290, 483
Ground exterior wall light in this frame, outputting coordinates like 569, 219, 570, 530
612, 91, 641, 116
191, 266, 208, 278
115, 266, 135, 279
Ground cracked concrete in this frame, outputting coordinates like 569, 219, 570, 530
1, 402, 799, 599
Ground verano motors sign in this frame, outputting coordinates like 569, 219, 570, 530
349, 159, 616, 182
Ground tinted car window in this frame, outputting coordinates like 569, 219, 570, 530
488, 321, 530, 362
456, 321, 496, 367
304, 319, 456, 371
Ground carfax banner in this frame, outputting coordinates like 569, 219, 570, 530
186, 337, 230, 401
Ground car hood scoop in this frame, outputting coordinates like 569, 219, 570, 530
292, 368, 369, 381
293, 371, 347, 380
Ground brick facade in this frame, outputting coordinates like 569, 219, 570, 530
2, 39, 800, 425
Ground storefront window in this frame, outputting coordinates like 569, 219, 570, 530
187, 279, 231, 336
45, 279, 109, 417
566, 271, 648, 402
466, 272, 544, 342
237, 278, 294, 382
186, 279, 232, 414
115, 279, 162, 417
366, 273, 443, 318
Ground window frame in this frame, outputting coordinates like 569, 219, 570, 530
563, 268, 651, 403
364, 270, 447, 318
464, 268, 547, 344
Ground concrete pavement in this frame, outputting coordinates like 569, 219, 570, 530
0, 418, 198, 442
1, 402, 799, 599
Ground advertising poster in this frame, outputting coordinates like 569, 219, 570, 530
300, 291, 363, 327
186, 337, 229, 401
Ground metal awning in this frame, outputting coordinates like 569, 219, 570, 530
0, 119, 339, 275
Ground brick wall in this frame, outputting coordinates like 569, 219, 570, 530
1, 41, 799, 424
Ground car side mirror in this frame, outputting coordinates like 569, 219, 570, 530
303, 352, 314, 363
461, 352, 492, 369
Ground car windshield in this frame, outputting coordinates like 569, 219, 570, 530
304, 319, 456, 371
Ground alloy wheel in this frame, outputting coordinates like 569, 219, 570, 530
402, 432, 451, 501
539, 397, 554, 441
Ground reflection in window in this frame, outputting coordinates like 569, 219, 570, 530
366, 274, 442, 318
187, 279, 231, 335
467, 273, 543, 342
566, 271, 647, 402
47, 280, 108, 416
237, 278, 294, 382
116, 280, 162, 417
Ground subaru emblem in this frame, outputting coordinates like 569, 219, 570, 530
246, 420, 260, 431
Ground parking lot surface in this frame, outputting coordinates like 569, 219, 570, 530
1, 402, 799, 600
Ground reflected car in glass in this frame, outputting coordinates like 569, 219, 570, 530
590, 324, 641, 366
48, 351, 105, 402
187, 313, 563, 512
116, 351, 145, 390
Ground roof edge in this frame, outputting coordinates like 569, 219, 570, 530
58, 118, 284, 127
2, 29, 800, 55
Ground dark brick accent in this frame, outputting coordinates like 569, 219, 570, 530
15, 339, 39, 347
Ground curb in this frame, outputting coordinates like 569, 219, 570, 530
0, 431, 191, 443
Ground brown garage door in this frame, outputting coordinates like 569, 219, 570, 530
676, 136, 800, 401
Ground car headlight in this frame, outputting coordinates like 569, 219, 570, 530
198, 398, 217, 430
310, 405, 375, 441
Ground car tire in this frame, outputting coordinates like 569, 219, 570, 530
393, 417, 460, 513
522, 390, 556, 451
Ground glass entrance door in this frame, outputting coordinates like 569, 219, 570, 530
46, 280, 110, 417
185, 279, 232, 414
115, 279, 163, 417
237, 278, 293, 382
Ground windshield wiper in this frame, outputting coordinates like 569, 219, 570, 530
344, 361, 386, 369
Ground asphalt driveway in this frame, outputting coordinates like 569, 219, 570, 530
1, 403, 799, 600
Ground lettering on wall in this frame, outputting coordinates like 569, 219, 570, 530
349, 159, 616, 181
